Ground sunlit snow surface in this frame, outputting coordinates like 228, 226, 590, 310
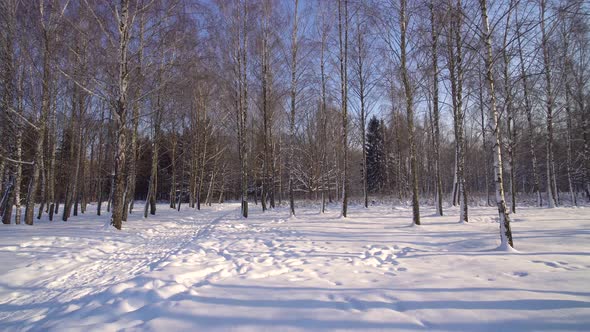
1, 203, 589, 331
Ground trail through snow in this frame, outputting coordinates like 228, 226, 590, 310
1, 203, 589, 331
0, 205, 234, 328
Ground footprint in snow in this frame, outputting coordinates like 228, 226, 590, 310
360, 244, 407, 271
531, 260, 580, 270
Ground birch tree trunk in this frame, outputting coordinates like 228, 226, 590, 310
288, 0, 298, 217
96, 107, 105, 216
354, 19, 368, 209
125, 14, 144, 216
13, 67, 23, 224
400, 0, 420, 225
446, 1, 468, 222
573, 45, 589, 202
170, 133, 177, 209
448, 17, 459, 209
236, 0, 249, 218
561, 22, 576, 206
516, 15, 542, 206
454, 0, 468, 223
189, 128, 197, 209
269, 112, 276, 209
111, 0, 131, 230
62, 84, 77, 221
196, 102, 209, 211
480, 0, 514, 248
260, 2, 270, 212
320, 34, 328, 213
584, 105, 590, 201
177, 151, 185, 211
430, 2, 443, 216
478, 69, 491, 206
338, 0, 349, 218
502, 2, 516, 214
47, 66, 58, 220
25, 2, 54, 225
564, 81, 576, 206
394, 106, 403, 201
1, 2, 15, 224
145, 93, 161, 218
0, 165, 4, 211
71, 89, 84, 218
81, 132, 89, 214
540, 0, 557, 208
36, 154, 46, 220
0, 164, 4, 207
278, 125, 282, 206
146, 45, 168, 217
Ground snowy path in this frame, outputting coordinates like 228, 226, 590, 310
0, 204, 235, 328
1, 203, 590, 331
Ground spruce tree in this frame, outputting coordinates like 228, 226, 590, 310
366, 116, 384, 194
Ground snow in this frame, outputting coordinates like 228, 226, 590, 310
1, 203, 590, 331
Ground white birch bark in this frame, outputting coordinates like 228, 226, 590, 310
480, 0, 514, 248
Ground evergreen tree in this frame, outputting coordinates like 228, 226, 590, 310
366, 116, 385, 194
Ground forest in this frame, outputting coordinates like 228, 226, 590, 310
0, 0, 589, 248
1, 1, 590, 330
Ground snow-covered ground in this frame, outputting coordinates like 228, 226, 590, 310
1, 203, 589, 331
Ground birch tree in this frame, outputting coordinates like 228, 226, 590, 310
502, 0, 517, 213
540, 0, 558, 208
516, 7, 542, 207
318, 2, 330, 213
24, 0, 65, 225
110, 0, 132, 230
338, 0, 350, 218
446, 0, 468, 223
0, 0, 17, 224
233, 0, 249, 218
288, 0, 298, 217
429, 1, 443, 216
480, 0, 514, 248
399, 0, 420, 225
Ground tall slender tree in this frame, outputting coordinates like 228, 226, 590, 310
25, 0, 61, 225
429, 1, 443, 216
288, 0, 299, 217
400, 0, 420, 225
516, 8, 542, 207
480, 0, 514, 248
502, 0, 517, 213
110, 0, 132, 230
540, 0, 557, 208
337, 0, 350, 218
